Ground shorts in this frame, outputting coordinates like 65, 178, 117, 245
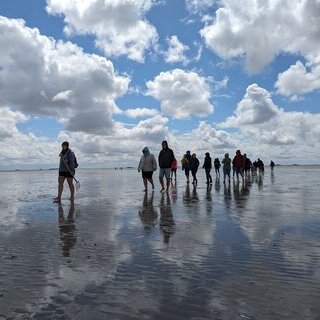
234, 167, 243, 174
142, 171, 153, 179
59, 171, 73, 178
171, 168, 177, 172
159, 168, 171, 179
223, 168, 231, 175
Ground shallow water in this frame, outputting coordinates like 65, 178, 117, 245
0, 167, 319, 320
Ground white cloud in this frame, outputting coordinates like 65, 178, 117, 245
0, 16, 129, 134
46, 0, 158, 62
146, 69, 214, 119
52, 90, 74, 102
164, 35, 189, 65
0, 107, 28, 139
124, 107, 159, 118
221, 84, 320, 148
222, 84, 278, 127
200, 0, 320, 74
0, 107, 58, 167
275, 60, 320, 97
62, 114, 170, 166
185, 0, 215, 13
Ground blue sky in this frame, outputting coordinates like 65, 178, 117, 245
0, 0, 320, 169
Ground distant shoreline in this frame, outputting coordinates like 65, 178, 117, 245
1, 164, 320, 173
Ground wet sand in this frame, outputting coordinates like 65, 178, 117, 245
0, 167, 320, 320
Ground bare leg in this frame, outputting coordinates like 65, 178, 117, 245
143, 178, 148, 191
147, 177, 155, 189
55, 176, 65, 202
166, 177, 170, 191
66, 177, 75, 200
159, 177, 165, 192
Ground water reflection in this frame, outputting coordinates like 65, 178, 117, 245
183, 183, 191, 205
58, 201, 77, 257
233, 180, 251, 210
170, 180, 178, 203
139, 192, 158, 232
214, 175, 221, 193
223, 183, 232, 210
205, 184, 213, 214
159, 193, 175, 244
191, 185, 199, 203
271, 170, 275, 184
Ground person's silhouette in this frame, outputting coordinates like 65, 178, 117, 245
58, 201, 77, 257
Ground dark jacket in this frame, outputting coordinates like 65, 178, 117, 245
158, 148, 175, 168
214, 158, 221, 169
190, 157, 200, 171
232, 154, 244, 168
203, 156, 212, 169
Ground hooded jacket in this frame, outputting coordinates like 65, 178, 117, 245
138, 147, 157, 172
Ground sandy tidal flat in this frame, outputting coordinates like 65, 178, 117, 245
0, 166, 320, 320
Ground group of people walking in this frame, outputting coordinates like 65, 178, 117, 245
54, 140, 273, 201
138, 141, 272, 192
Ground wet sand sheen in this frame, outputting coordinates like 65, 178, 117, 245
0, 167, 320, 319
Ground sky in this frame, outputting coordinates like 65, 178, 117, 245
0, 0, 320, 169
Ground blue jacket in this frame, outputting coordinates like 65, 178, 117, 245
59, 149, 75, 172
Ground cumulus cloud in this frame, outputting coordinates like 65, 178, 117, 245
64, 114, 170, 166
52, 90, 74, 102
0, 107, 59, 167
0, 16, 129, 134
222, 84, 278, 127
124, 107, 159, 118
146, 69, 214, 119
164, 36, 189, 65
46, 0, 158, 62
221, 84, 320, 147
179, 121, 235, 154
275, 60, 320, 97
200, 0, 320, 74
185, 0, 215, 13
0, 107, 28, 139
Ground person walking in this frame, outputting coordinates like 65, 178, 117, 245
222, 153, 232, 184
244, 154, 252, 177
190, 153, 200, 185
54, 141, 76, 203
138, 147, 157, 192
181, 150, 192, 183
170, 158, 178, 180
158, 140, 175, 192
270, 160, 275, 171
214, 158, 221, 176
202, 152, 212, 184
232, 150, 245, 181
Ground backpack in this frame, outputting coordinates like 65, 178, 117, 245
73, 152, 79, 168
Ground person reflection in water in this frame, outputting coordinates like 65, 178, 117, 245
59, 201, 76, 257
139, 192, 158, 231
160, 193, 175, 244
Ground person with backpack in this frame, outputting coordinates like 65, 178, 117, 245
54, 141, 77, 203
